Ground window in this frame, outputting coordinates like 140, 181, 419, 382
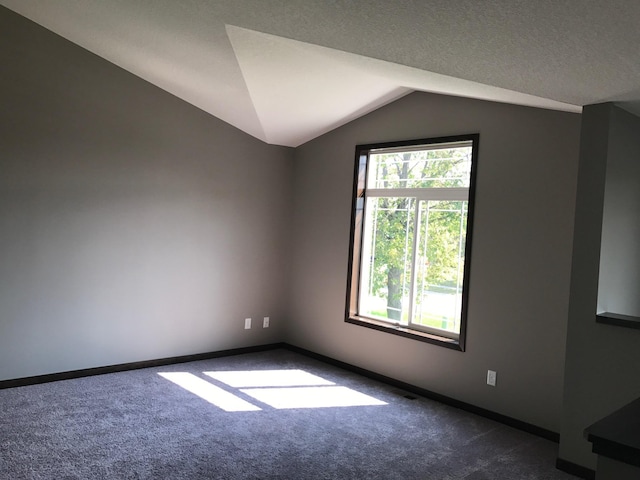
346, 134, 479, 351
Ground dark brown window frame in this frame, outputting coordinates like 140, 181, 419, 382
345, 134, 480, 352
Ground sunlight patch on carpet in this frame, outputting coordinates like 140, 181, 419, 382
204, 369, 335, 387
159, 369, 387, 411
158, 372, 261, 412
241, 385, 387, 409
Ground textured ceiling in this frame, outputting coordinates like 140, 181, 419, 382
3, 1, 640, 146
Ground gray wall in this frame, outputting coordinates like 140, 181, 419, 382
560, 103, 640, 469
288, 91, 581, 432
0, 7, 293, 381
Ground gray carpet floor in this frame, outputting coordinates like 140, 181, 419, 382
0, 348, 579, 479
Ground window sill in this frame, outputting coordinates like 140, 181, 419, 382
596, 312, 640, 330
346, 315, 464, 351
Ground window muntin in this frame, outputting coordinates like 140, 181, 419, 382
346, 135, 478, 350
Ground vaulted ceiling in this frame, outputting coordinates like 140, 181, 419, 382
3, 1, 640, 146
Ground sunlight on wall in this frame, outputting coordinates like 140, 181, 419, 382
159, 369, 387, 410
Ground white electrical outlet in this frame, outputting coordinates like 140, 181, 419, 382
487, 370, 497, 387
244, 318, 251, 329
263, 317, 270, 328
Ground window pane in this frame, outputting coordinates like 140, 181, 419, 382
368, 146, 472, 189
359, 197, 415, 322
412, 200, 467, 334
